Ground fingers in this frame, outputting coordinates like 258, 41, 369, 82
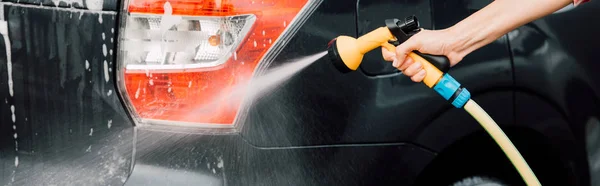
403, 61, 422, 77
381, 47, 395, 61
398, 57, 414, 71
402, 59, 426, 83
393, 36, 420, 68
411, 69, 426, 82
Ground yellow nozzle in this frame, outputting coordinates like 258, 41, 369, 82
327, 27, 396, 72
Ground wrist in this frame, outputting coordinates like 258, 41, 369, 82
445, 16, 500, 59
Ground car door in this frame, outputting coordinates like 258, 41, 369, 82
355, 0, 515, 151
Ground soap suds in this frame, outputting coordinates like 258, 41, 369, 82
103, 60, 109, 82
3, 21, 14, 97
10, 105, 15, 122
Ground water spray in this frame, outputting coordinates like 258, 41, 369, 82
326, 16, 541, 186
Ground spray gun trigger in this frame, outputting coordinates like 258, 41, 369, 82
388, 39, 401, 47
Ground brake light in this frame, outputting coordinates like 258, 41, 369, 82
117, 0, 318, 127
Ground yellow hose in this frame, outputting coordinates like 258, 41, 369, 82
463, 99, 541, 186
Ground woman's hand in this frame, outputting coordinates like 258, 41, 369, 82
381, 0, 574, 83
381, 28, 466, 83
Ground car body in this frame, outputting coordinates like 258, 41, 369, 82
1, 0, 599, 185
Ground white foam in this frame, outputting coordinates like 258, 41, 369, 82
87, 0, 104, 11
10, 105, 15, 123
2, 21, 14, 97
103, 60, 109, 82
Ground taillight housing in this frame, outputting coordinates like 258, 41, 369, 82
116, 0, 321, 128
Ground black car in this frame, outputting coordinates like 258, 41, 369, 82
1, 0, 599, 185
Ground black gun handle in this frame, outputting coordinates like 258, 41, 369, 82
412, 51, 450, 73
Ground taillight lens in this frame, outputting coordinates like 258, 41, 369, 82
117, 0, 315, 127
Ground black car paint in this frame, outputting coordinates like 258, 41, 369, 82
0, 0, 598, 185
0, 3, 132, 185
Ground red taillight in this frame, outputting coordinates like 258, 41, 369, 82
117, 0, 314, 127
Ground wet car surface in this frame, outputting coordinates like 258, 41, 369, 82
0, 0, 599, 185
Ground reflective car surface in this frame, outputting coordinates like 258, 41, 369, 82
0, 0, 599, 185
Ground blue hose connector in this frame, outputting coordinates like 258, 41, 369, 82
433, 74, 471, 108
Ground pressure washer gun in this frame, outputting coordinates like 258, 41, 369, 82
327, 16, 471, 109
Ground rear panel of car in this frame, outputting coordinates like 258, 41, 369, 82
0, 2, 133, 185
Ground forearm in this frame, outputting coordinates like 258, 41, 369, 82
447, 0, 573, 56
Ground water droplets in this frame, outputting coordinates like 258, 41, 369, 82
111, 28, 114, 33
13, 133, 17, 139
233, 52, 237, 60
98, 15, 103, 23
85, 60, 90, 69
269, 39, 272, 44
135, 82, 141, 99
217, 157, 224, 168
283, 21, 287, 27
109, 49, 113, 56
102, 32, 105, 40
102, 44, 107, 57
262, 30, 265, 36
188, 81, 192, 88
10, 105, 15, 123
104, 60, 109, 82
14, 156, 18, 167
89, 128, 94, 136
107, 90, 112, 96
86, 145, 92, 152
253, 40, 257, 47
107, 119, 112, 129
